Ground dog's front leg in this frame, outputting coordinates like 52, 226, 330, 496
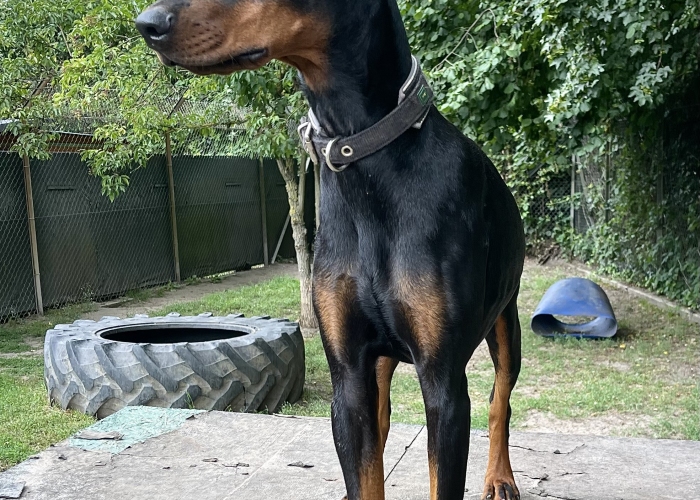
329, 358, 385, 500
314, 273, 385, 500
417, 360, 471, 500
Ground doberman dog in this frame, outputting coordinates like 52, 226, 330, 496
136, 0, 525, 498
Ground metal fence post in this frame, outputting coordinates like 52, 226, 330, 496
314, 159, 320, 230
271, 214, 290, 265
656, 148, 664, 244
604, 141, 611, 223
165, 131, 181, 282
259, 158, 269, 266
570, 157, 576, 231
22, 154, 43, 315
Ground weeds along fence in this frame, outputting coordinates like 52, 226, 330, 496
571, 105, 700, 309
0, 129, 300, 318
522, 100, 700, 310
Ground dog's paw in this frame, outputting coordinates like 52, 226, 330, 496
482, 477, 520, 500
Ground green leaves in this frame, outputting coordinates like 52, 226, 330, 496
400, 0, 699, 308
402, 0, 699, 158
629, 62, 673, 106
0, 0, 308, 200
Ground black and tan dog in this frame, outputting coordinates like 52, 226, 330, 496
136, 0, 525, 498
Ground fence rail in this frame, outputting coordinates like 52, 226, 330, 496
0, 144, 296, 318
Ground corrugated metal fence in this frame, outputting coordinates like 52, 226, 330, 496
0, 150, 296, 318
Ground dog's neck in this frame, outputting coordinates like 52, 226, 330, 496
301, 0, 413, 137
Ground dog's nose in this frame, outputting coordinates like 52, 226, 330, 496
135, 7, 174, 43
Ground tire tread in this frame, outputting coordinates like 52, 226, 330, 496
44, 315, 304, 417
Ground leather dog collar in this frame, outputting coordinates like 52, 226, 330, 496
297, 55, 434, 172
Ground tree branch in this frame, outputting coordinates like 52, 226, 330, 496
434, 8, 498, 72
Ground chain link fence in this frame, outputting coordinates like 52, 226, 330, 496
0, 124, 300, 320
0, 150, 299, 318
30, 151, 175, 308
526, 172, 571, 250
0, 151, 36, 317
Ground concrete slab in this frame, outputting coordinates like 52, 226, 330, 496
385, 427, 700, 500
1, 409, 698, 500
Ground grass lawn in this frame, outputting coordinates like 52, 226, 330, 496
0, 357, 94, 469
1, 261, 698, 471
0, 303, 97, 470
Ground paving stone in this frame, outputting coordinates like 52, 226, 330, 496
1, 410, 698, 500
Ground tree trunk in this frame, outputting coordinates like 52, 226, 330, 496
277, 157, 317, 329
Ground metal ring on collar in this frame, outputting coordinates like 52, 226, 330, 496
296, 121, 310, 143
324, 137, 349, 172
297, 121, 318, 165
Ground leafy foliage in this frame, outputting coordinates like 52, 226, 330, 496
0, 0, 304, 193
400, 0, 700, 308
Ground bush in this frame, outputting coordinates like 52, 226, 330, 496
400, 0, 700, 309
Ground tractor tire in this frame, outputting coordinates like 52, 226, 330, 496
44, 313, 305, 418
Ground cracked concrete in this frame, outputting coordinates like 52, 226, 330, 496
1, 410, 698, 500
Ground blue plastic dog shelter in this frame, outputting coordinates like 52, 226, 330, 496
531, 277, 618, 338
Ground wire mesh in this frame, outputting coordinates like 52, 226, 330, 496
0, 151, 36, 317
29, 152, 175, 308
0, 135, 303, 316
573, 151, 607, 234
523, 171, 572, 252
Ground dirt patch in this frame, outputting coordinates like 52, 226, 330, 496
516, 410, 654, 437
22, 336, 43, 351
467, 342, 492, 370
595, 360, 632, 372
0, 351, 41, 359
82, 263, 298, 322
665, 364, 698, 384
515, 384, 546, 399
395, 362, 416, 376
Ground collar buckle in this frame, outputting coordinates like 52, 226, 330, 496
297, 119, 319, 165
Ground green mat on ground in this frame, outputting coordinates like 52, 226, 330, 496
68, 407, 205, 454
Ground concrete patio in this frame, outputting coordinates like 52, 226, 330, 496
1, 408, 698, 500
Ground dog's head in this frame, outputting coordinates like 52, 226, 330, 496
135, 0, 330, 89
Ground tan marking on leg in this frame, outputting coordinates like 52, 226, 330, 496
313, 273, 355, 361
483, 315, 519, 500
429, 453, 438, 500
340, 402, 386, 500
394, 274, 445, 357
376, 357, 399, 453
358, 448, 386, 500
149, 0, 330, 89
